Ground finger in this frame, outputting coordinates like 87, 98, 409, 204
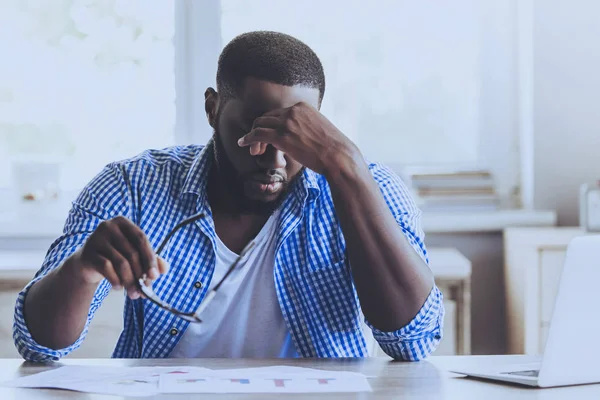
102, 247, 139, 299
258, 142, 268, 155
248, 141, 269, 156
238, 127, 278, 147
93, 255, 122, 290
157, 256, 170, 274
249, 142, 262, 156
261, 108, 287, 117
252, 116, 282, 130
115, 217, 158, 279
107, 227, 145, 281
127, 287, 141, 299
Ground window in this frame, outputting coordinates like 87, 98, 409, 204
0, 0, 524, 206
217, 0, 522, 201
220, 0, 482, 165
0, 0, 175, 192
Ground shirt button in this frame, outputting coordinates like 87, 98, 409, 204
169, 328, 179, 336
194, 281, 203, 289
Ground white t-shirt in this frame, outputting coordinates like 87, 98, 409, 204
169, 210, 297, 358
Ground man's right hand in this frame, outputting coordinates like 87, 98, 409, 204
67, 216, 169, 299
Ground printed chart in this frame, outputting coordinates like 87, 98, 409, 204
3, 365, 371, 396
159, 366, 372, 393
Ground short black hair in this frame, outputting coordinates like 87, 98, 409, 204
216, 31, 326, 105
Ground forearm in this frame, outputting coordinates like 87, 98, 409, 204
23, 254, 100, 350
325, 154, 434, 332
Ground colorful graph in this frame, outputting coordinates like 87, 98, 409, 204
311, 378, 336, 385
158, 370, 372, 393
177, 378, 206, 384
229, 379, 250, 384
266, 378, 292, 387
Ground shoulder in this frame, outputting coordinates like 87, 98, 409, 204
76, 145, 205, 211
111, 144, 204, 172
101, 144, 205, 188
311, 160, 419, 215
366, 161, 411, 190
311, 160, 413, 196
366, 161, 419, 212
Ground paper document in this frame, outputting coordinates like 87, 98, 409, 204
2, 365, 207, 397
2, 365, 371, 396
159, 365, 372, 394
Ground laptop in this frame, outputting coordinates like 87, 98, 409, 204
450, 235, 600, 388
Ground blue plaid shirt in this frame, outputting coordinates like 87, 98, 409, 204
13, 143, 444, 362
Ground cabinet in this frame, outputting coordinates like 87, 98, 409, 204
503, 227, 586, 354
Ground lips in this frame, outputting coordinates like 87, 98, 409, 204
248, 180, 283, 194
257, 181, 283, 194
249, 174, 284, 185
247, 174, 285, 195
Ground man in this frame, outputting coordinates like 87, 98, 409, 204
14, 31, 443, 362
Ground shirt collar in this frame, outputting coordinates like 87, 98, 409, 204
296, 167, 321, 203
179, 141, 213, 210
179, 140, 322, 209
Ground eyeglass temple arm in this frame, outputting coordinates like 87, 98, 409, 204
195, 290, 217, 316
194, 241, 255, 319
212, 242, 255, 292
155, 212, 206, 255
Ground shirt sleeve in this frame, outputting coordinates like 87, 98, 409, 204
13, 163, 131, 362
363, 162, 445, 361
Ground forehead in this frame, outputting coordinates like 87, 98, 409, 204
223, 77, 320, 121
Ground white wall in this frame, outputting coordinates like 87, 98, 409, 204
533, 0, 600, 226
478, 0, 520, 203
211, 0, 523, 200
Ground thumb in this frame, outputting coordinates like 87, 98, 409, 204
157, 256, 170, 274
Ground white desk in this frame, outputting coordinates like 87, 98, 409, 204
1, 355, 599, 399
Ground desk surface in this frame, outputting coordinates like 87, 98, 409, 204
1, 355, 599, 399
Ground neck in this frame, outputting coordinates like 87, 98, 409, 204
207, 163, 241, 216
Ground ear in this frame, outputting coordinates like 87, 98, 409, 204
204, 87, 219, 128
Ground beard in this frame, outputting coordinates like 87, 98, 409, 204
210, 131, 302, 216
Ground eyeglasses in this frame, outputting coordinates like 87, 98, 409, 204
136, 211, 255, 323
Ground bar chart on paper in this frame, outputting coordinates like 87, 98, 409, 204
2, 365, 371, 396
159, 366, 372, 393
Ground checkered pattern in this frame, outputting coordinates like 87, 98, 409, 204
13, 143, 444, 362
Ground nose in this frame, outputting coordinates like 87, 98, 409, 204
256, 145, 287, 170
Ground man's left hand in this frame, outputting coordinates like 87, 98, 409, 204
237, 102, 359, 175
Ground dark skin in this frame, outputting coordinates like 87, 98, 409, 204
23, 77, 433, 351
23, 216, 169, 349
210, 78, 434, 331
204, 79, 308, 253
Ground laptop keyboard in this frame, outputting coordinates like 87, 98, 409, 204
501, 370, 540, 377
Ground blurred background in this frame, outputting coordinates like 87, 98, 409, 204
0, 0, 598, 359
